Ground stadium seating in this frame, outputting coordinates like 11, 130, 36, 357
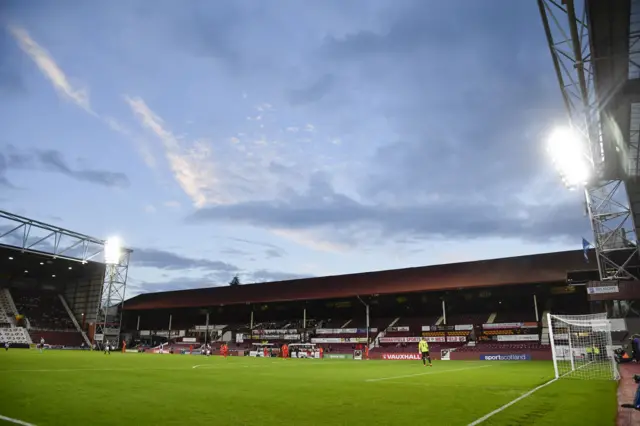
493, 312, 537, 322
388, 317, 438, 333
349, 318, 394, 330
444, 313, 489, 325
0, 305, 10, 326
0, 327, 31, 344
11, 288, 75, 330
447, 331, 470, 336
483, 329, 515, 336
0, 289, 16, 325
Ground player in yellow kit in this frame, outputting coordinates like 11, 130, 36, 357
419, 338, 432, 367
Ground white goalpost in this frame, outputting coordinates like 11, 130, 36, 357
547, 313, 619, 381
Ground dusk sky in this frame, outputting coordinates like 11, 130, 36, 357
0, 0, 589, 298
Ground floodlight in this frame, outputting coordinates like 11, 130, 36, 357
52, 274, 56, 278
8, 256, 13, 260
104, 237, 122, 265
546, 127, 592, 189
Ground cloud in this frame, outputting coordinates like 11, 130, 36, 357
8, 25, 91, 111
287, 74, 335, 106
126, 247, 308, 295
103, 116, 157, 168
129, 276, 220, 294
7, 24, 157, 169
0, 154, 16, 188
130, 266, 312, 295
1, 146, 130, 188
264, 248, 283, 259
124, 95, 221, 207
221, 236, 287, 257
248, 269, 311, 283
131, 247, 239, 272
189, 170, 588, 247
179, 1, 583, 250
220, 247, 251, 257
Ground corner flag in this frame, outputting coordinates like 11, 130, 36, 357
582, 238, 591, 262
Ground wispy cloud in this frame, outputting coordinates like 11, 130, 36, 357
8, 25, 91, 112
103, 116, 157, 168
124, 95, 221, 207
132, 247, 238, 272
221, 236, 287, 256
1, 146, 130, 188
8, 24, 157, 169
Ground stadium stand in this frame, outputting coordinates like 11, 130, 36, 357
11, 288, 75, 330
122, 250, 602, 363
8, 288, 84, 346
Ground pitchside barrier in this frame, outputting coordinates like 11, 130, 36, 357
374, 351, 550, 361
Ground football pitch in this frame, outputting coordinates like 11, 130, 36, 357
0, 351, 617, 426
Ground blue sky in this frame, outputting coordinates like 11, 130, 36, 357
0, 0, 589, 297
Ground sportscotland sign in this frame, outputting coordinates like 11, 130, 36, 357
480, 354, 531, 361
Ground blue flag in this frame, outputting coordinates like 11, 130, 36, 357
582, 238, 591, 262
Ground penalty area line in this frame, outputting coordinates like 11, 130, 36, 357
0, 414, 36, 426
466, 378, 557, 426
366, 364, 492, 382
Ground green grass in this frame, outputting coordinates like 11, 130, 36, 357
0, 350, 618, 425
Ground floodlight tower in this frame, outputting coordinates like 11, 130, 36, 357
94, 237, 131, 345
539, 0, 639, 281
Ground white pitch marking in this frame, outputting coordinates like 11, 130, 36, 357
365, 364, 492, 382
467, 362, 600, 425
1, 367, 188, 373
0, 414, 37, 426
466, 378, 557, 426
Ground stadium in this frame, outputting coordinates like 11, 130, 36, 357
0, 212, 636, 425
3, 1, 640, 425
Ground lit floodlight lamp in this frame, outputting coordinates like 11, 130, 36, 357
546, 127, 592, 189
104, 237, 122, 265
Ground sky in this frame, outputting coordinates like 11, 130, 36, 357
0, 0, 590, 298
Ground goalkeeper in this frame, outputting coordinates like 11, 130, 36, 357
419, 338, 432, 367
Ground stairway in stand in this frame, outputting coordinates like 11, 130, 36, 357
58, 294, 92, 347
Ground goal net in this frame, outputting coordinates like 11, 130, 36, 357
547, 313, 619, 381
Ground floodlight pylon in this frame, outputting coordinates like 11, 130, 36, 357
94, 248, 130, 346
538, 0, 639, 281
